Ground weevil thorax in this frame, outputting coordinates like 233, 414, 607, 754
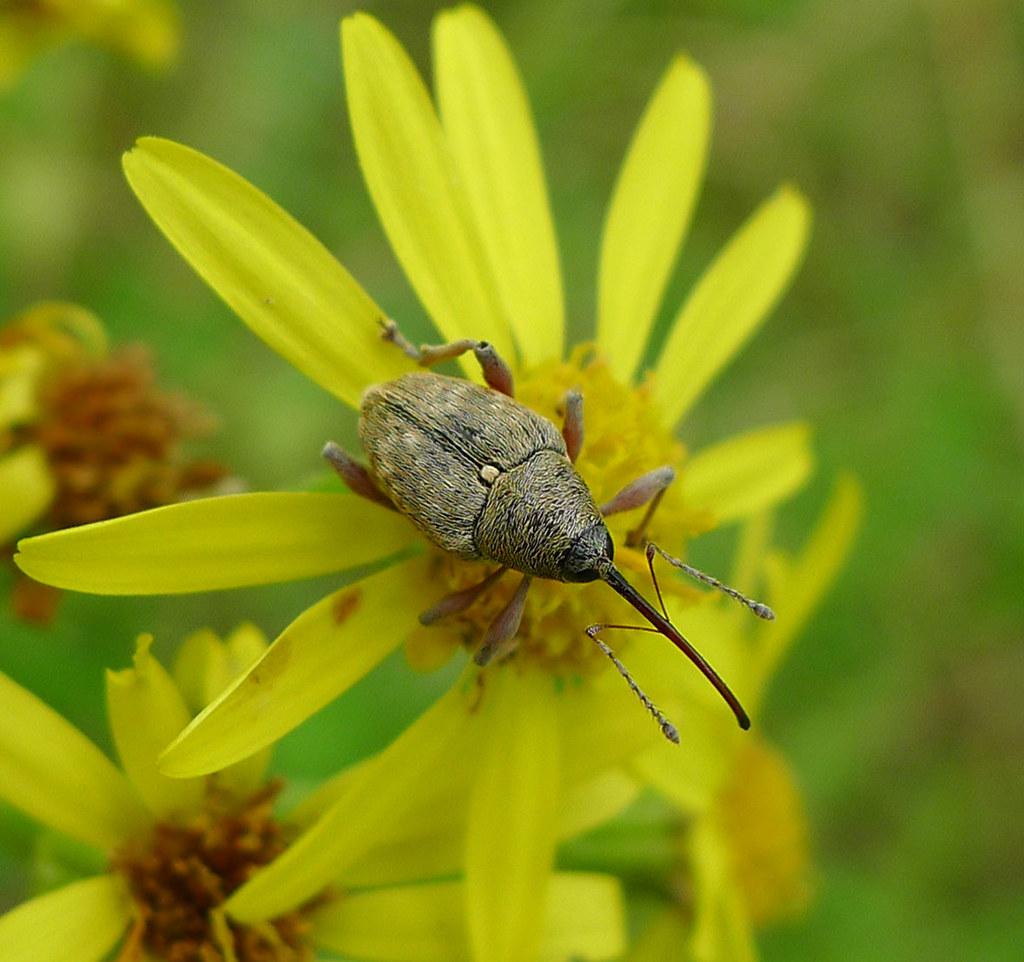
474, 449, 610, 581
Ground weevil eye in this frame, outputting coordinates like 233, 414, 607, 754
605, 532, 615, 562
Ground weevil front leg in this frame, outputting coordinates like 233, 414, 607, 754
322, 441, 396, 510
474, 574, 532, 666
599, 465, 676, 547
380, 319, 514, 397
559, 389, 584, 463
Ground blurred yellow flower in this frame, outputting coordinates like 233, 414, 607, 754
0, 0, 178, 89
0, 624, 625, 961
624, 476, 864, 962
0, 301, 225, 621
16, 7, 815, 958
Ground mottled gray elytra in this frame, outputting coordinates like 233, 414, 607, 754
323, 320, 775, 743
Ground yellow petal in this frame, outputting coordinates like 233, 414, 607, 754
690, 818, 757, 962
63, 0, 180, 68
123, 137, 407, 408
597, 57, 711, 382
106, 635, 204, 817
684, 422, 814, 524
433, 5, 564, 366
558, 769, 640, 840
0, 874, 131, 962
0, 445, 54, 544
466, 668, 560, 962
226, 677, 475, 922
0, 672, 147, 851
312, 873, 623, 962
654, 186, 811, 425
15, 492, 418, 594
0, 345, 44, 428
759, 473, 863, 682
342, 14, 513, 365
161, 557, 432, 778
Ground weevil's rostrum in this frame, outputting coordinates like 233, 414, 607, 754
326, 325, 773, 741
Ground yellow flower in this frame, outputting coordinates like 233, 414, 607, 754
623, 476, 864, 962
0, 625, 624, 961
16, 6, 813, 959
0, 0, 178, 90
0, 301, 226, 621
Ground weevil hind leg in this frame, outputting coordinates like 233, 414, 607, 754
474, 574, 532, 666
380, 318, 514, 396
559, 389, 584, 463
418, 566, 508, 626
322, 441, 396, 511
599, 465, 676, 547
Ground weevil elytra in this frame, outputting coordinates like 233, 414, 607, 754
323, 321, 774, 742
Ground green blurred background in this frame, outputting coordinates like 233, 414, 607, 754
1, 0, 1021, 957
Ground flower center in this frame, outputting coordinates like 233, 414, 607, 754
406, 346, 712, 677
25, 346, 225, 528
111, 782, 315, 962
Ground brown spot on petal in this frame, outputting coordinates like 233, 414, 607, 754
332, 587, 362, 625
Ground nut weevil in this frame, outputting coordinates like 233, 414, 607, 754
323, 320, 774, 742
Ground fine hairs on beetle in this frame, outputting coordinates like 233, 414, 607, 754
323, 320, 774, 743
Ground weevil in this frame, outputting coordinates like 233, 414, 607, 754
323, 321, 774, 742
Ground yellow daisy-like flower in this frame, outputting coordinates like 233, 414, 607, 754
0, 0, 178, 90
0, 301, 225, 621
17, 6, 812, 959
623, 476, 864, 962
0, 625, 624, 961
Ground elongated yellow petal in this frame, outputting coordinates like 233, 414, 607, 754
685, 422, 813, 524
15, 492, 418, 594
690, 818, 757, 962
559, 769, 640, 840
654, 186, 811, 425
0, 672, 147, 851
434, 6, 563, 366
123, 137, 407, 408
0, 445, 54, 543
466, 668, 560, 962
759, 473, 863, 681
161, 557, 432, 778
226, 677, 475, 921
106, 635, 204, 817
0, 874, 131, 962
342, 14, 513, 364
313, 873, 623, 962
598, 57, 710, 382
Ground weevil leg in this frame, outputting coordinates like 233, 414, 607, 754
646, 542, 776, 621
560, 389, 584, 463
322, 441, 396, 511
418, 566, 508, 625
474, 574, 532, 666
583, 623, 680, 743
380, 319, 515, 396
599, 465, 676, 546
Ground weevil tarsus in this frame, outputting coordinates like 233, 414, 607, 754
322, 441, 395, 510
474, 574, 533, 666
646, 542, 776, 621
380, 318, 514, 397
585, 623, 681, 744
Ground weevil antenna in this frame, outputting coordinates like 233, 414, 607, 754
598, 561, 751, 730
585, 624, 680, 743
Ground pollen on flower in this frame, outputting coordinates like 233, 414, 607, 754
111, 781, 317, 962
716, 739, 813, 926
406, 346, 713, 678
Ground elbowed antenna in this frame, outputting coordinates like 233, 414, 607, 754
598, 561, 751, 730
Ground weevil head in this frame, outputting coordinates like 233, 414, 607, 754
560, 520, 614, 583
